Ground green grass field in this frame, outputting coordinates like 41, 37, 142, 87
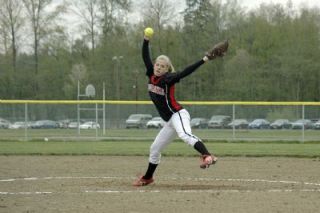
0, 140, 319, 158
1, 129, 319, 157
1, 128, 320, 141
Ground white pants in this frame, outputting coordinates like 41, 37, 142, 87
149, 109, 201, 164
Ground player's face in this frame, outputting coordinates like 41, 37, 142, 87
154, 59, 169, 76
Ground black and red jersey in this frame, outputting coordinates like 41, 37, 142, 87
142, 39, 205, 121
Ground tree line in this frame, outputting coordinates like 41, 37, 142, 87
0, 0, 319, 102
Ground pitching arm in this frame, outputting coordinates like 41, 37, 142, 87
142, 39, 154, 77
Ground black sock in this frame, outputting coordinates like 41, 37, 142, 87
194, 141, 211, 155
143, 162, 158, 179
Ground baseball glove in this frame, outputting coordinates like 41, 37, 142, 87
206, 40, 229, 60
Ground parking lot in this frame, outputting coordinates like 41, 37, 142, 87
1, 114, 320, 131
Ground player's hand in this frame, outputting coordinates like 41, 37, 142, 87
144, 35, 150, 41
144, 27, 154, 41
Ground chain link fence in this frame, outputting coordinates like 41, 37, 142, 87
0, 100, 320, 142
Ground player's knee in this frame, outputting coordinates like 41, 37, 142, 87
150, 143, 159, 153
177, 132, 197, 146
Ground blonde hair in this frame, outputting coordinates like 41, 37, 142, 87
156, 55, 175, 73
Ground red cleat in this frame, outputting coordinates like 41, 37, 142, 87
200, 155, 218, 169
133, 176, 154, 186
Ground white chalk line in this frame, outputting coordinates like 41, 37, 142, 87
0, 191, 52, 195
1, 189, 320, 195
1, 176, 320, 186
1, 176, 320, 195
84, 189, 320, 194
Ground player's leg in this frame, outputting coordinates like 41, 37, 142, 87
133, 122, 176, 186
149, 121, 176, 165
171, 109, 217, 168
144, 123, 176, 178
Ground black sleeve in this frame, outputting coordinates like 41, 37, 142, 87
164, 59, 205, 85
142, 39, 154, 77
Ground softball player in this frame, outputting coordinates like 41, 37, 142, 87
133, 31, 227, 186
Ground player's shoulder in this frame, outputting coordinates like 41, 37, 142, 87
163, 72, 180, 84
164, 72, 179, 78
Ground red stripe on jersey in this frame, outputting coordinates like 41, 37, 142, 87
169, 85, 182, 111
151, 75, 162, 84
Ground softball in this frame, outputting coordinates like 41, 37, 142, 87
144, 27, 154, 38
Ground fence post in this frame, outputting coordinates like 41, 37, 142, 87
96, 103, 98, 140
103, 82, 106, 135
77, 81, 80, 136
24, 103, 28, 141
302, 104, 305, 143
232, 104, 236, 140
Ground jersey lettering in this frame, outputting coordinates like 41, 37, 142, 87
148, 84, 165, 96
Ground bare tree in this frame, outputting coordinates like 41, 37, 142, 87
69, 0, 100, 54
141, 0, 176, 51
0, 0, 24, 71
99, 0, 131, 38
70, 63, 87, 84
22, 0, 64, 75
143, 0, 176, 27
69, 0, 131, 50
0, 22, 9, 54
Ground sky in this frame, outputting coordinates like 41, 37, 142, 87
238, 0, 320, 10
51, 1, 320, 22
52, 0, 320, 19
49, 0, 320, 40
131, 0, 320, 12
128, 0, 320, 24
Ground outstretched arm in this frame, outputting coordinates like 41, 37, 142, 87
176, 56, 208, 79
165, 40, 229, 85
165, 56, 209, 85
142, 38, 154, 77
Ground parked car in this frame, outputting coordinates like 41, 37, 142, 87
208, 115, 231, 129
79, 121, 100, 129
227, 119, 249, 129
125, 114, 152, 128
57, 119, 71, 129
68, 121, 82, 129
0, 118, 11, 129
146, 117, 165, 128
31, 120, 58, 129
270, 119, 292, 129
9, 121, 30, 129
314, 120, 320, 130
248, 119, 270, 129
291, 119, 313, 129
191, 118, 208, 129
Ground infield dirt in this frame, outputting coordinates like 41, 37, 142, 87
0, 156, 320, 213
